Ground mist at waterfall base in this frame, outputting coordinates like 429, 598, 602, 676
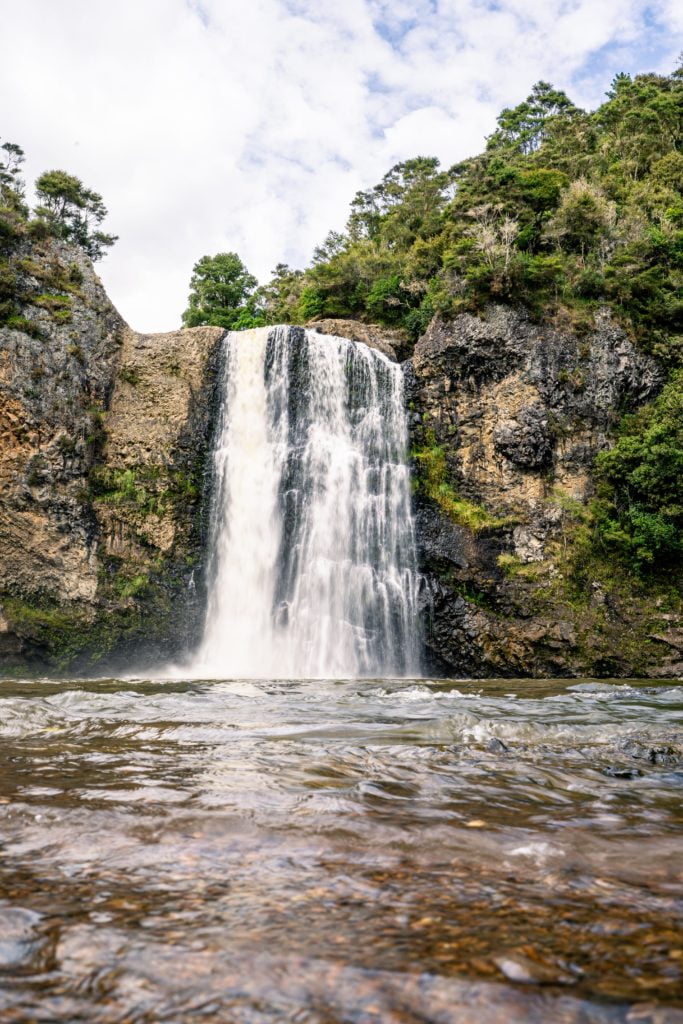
188, 326, 421, 680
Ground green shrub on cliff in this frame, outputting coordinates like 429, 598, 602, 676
0, 137, 117, 331
34, 170, 118, 261
412, 431, 512, 532
593, 371, 683, 572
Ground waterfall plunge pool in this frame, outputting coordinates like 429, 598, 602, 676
0, 674, 681, 1022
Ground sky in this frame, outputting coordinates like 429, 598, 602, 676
2, 0, 681, 332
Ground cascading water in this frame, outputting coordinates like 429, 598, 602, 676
192, 325, 421, 678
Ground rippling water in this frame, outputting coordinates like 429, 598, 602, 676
0, 676, 681, 1022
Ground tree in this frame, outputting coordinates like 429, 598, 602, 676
0, 140, 28, 239
544, 178, 616, 256
34, 170, 117, 260
182, 252, 262, 329
487, 81, 580, 154
347, 157, 451, 243
255, 262, 304, 323
0, 141, 25, 200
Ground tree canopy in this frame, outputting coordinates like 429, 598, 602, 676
34, 170, 117, 261
0, 139, 117, 334
594, 371, 683, 572
256, 67, 682, 365
182, 252, 263, 330
0, 139, 117, 262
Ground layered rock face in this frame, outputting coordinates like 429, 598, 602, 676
408, 308, 681, 677
0, 243, 123, 612
0, 239, 223, 670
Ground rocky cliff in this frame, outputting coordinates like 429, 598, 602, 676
408, 308, 682, 678
0, 242, 680, 676
0, 239, 223, 671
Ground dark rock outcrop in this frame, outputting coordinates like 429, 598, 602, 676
408, 307, 680, 679
307, 319, 409, 362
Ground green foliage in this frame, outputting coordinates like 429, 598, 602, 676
0, 137, 116, 331
486, 81, 580, 155
0, 139, 28, 228
182, 252, 263, 329
365, 274, 411, 324
0, 589, 168, 669
253, 262, 304, 324
544, 178, 616, 254
113, 572, 149, 599
5, 314, 43, 337
35, 169, 117, 260
34, 292, 72, 316
412, 432, 512, 531
90, 465, 200, 516
252, 66, 681, 366
593, 371, 683, 572
119, 365, 141, 386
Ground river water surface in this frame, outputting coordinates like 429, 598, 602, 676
0, 675, 681, 1023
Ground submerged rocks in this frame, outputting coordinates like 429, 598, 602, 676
0, 906, 45, 969
493, 950, 578, 986
602, 765, 644, 779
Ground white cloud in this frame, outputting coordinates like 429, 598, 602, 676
1, 0, 680, 331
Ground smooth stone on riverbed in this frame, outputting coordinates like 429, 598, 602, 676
0, 906, 44, 968
486, 738, 509, 753
602, 766, 644, 779
621, 740, 681, 766
493, 950, 578, 985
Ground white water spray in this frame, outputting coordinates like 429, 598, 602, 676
192, 326, 420, 678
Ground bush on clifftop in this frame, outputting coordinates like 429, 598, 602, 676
256, 65, 682, 364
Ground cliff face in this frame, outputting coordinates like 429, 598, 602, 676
0, 244, 680, 677
0, 239, 223, 671
407, 308, 681, 678
0, 242, 123, 613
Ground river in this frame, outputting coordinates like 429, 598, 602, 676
0, 674, 681, 1022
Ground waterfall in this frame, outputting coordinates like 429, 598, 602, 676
192, 326, 421, 679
